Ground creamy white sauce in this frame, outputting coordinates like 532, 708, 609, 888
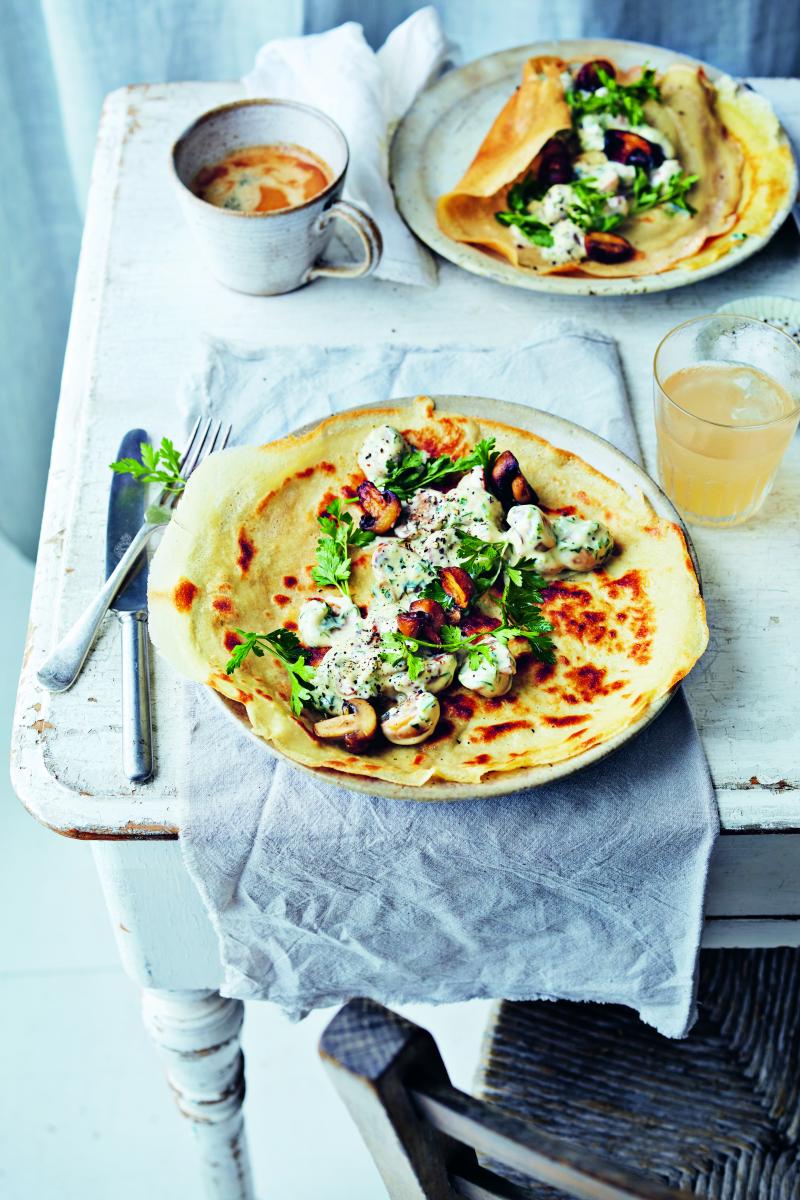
649, 157, 681, 190
458, 637, 516, 698
357, 425, 409, 486
297, 596, 358, 648
506, 505, 556, 562
303, 429, 615, 730
542, 219, 586, 265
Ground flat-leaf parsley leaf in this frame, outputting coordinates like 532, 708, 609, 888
225, 628, 315, 715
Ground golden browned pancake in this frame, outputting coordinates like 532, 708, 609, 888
148, 399, 708, 788
436, 56, 793, 278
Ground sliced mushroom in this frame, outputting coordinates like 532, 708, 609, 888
603, 129, 665, 171
574, 59, 615, 91
314, 698, 377, 753
409, 597, 446, 632
585, 231, 635, 264
397, 609, 440, 644
537, 137, 572, 186
381, 692, 441, 745
439, 566, 475, 609
357, 481, 402, 534
490, 450, 538, 508
460, 612, 502, 638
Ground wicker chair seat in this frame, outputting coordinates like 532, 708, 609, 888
478, 949, 800, 1199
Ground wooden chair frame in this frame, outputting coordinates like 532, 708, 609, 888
319, 998, 689, 1200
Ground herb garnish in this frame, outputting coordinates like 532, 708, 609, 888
566, 177, 626, 233
460, 535, 556, 662
566, 66, 660, 127
110, 437, 185, 492
224, 628, 315, 715
312, 499, 376, 596
455, 533, 506, 595
629, 166, 698, 216
381, 621, 550, 680
420, 578, 458, 612
494, 177, 555, 246
382, 438, 498, 501
383, 534, 556, 677
500, 559, 556, 662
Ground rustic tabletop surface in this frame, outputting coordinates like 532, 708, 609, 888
11, 81, 800, 842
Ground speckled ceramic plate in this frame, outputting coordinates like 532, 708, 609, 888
211, 395, 702, 801
716, 295, 800, 346
390, 38, 797, 296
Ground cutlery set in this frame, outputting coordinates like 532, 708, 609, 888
37, 417, 232, 782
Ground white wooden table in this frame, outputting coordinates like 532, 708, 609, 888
11, 83, 800, 1199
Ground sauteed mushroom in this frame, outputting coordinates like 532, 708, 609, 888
397, 609, 441, 644
357, 481, 402, 533
439, 566, 475, 609
490, 450, 538, 508
410, 597, 446, 632
585, 231, 635, 264
537, 137, 573, 186
314, 698, 377, 752
574, 59, 616, 92
381, 692, 441, 745
460, 612, 502, 638
604, 129, 665, 170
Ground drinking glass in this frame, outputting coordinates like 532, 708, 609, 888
653, 314, 800, 526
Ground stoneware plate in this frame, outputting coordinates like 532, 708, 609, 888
390, 38, 797, 297
211, 395, 702, 801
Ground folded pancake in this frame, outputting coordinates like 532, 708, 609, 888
149, 398, 708, 789
437, 55, 792, 278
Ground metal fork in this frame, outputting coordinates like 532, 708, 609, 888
37, 418, 233, 693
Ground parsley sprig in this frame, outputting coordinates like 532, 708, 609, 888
566, 177, 625, 233
455, 532, 506, 595
501, 559, 556, 662
224, 628, 314, 715
630, 166, 698, 216
312, 499, 375, 596
494, 178, 555, 247
382, 620, 550, 681
382, 438, 498, 501
566, 66, 660, 127
459, 535, 556, 662
110, 437, 185, 492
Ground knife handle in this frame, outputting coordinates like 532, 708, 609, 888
37, 522, 155, 693
120, 610, 153, 783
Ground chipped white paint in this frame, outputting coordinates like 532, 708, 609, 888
6, 86, 800, 1195
142, 988, 253, 1199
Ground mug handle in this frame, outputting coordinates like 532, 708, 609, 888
306, 200, 383, 281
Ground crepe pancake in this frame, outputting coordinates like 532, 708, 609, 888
148, 399, 708, 788
436, 55, 793, 278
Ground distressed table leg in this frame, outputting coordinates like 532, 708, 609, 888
142, 988, 253, 1200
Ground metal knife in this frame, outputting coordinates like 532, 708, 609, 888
107, 429, 153, 783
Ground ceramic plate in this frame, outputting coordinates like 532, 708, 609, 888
390, 38, 797, 296
211, 395, 702, 801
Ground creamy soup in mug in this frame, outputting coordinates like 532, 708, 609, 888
191, 143, 334, 213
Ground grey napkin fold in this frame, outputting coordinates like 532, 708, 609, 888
177, 332, 718, 1038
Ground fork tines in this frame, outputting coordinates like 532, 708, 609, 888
158, 417, 233, 508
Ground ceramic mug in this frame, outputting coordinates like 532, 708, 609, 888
171, 99, 382, 295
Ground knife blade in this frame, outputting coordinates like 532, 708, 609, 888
107, 429, 153, 783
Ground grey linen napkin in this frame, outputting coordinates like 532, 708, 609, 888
177, 332, 718, 1038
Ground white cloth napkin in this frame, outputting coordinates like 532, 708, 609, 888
243, 8, 447, 287
176, 331, 718, 1039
